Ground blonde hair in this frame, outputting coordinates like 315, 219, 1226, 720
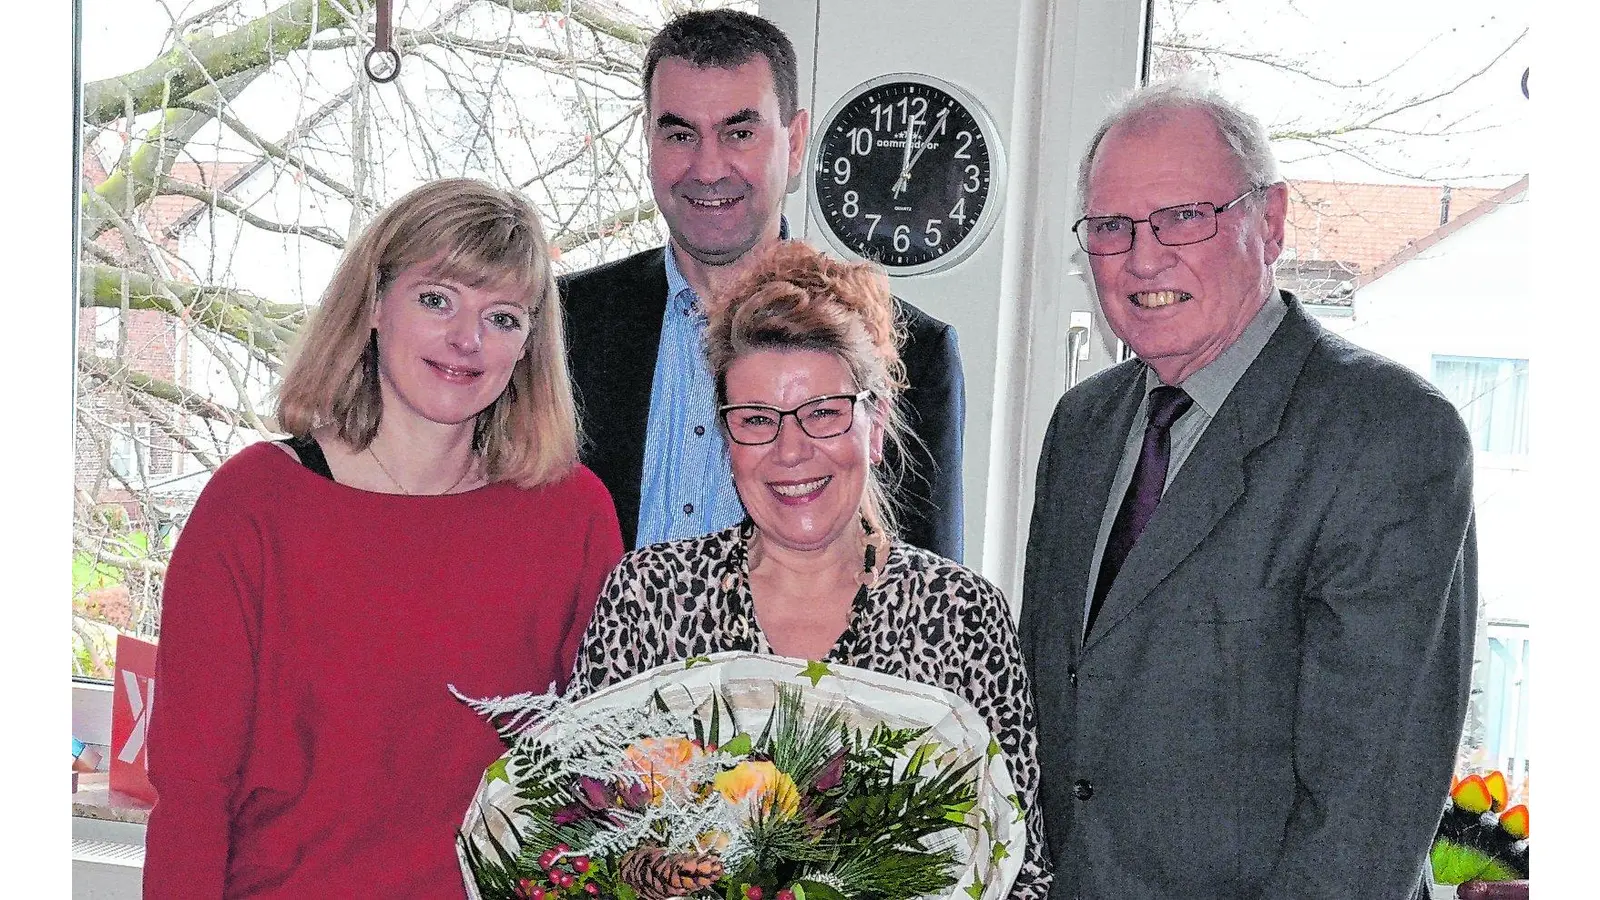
276, 178, 578, 488
703, 241, 910, 538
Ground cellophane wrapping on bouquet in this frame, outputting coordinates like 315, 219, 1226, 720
455, 652, 1026, 900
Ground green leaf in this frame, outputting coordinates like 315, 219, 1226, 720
617, 884, 639, 900
799, 660, 834, 686
685, 656, 713, 668
722, 733, 753, 757
1008, 793, 1024, 822
986, 738, 1000, 760
990, 840, 1010, 862
907, 741, 936, 776
1429, 839, 1521, 885
485, 758, 510, 784
964, 877, 985, 900
943, 798, 977, 823
792, 880, 848, 900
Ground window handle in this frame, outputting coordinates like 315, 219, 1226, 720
1066, 311, 1092, 389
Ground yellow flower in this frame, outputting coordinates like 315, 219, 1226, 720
713, 761, 801, 821
623, 736, 704, 802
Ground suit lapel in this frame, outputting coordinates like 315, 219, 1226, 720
604, 248, 669, 463
1055, 363, 1147, 643
1084, 295, 1325, 649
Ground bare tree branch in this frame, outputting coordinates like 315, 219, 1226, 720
554, 198, 659, 252
156, 177, 348, 248
84, 0, 351, 126
83, 73, 253, 239
79, 263, 306, 359
126, 391, 219, 472
79, 355, 255, 428
500, 0, 653, 47
173, 98, 360, 203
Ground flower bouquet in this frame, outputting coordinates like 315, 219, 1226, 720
1429, 769, 1528, 896
454, 652, 1024, 900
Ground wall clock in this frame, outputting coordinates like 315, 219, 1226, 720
808, 73, 1007, 276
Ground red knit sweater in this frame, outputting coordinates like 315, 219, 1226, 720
143, 442, 623, 898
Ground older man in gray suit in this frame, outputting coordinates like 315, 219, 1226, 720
1019, 81, 1477, 899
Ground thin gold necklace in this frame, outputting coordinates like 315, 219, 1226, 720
367, 445, 474, 495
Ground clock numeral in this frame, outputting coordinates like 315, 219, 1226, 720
963, 164, 982, 193
849, 127, 873, 156
924, 219, 943, 247
954, 130, 973, 159
950, 197, 967, 225
893, 224, 911, 253
873, 104, 893, 133
865, 213, 882, 240
901, 95, 929, 130
842, 190, 860, 218
833, 156, 851, 185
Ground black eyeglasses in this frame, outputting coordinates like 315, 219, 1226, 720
1073, 186, 1264, 256
718, 390, 873, 446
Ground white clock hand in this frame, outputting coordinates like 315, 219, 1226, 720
903, 107, 949, 187
893, 118, 917, 198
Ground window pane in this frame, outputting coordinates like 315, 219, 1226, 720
1433, 356, 1530, 456
73, 0, 754, 679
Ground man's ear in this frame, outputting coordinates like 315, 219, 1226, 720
1260, 181, 1289, 266
785, 108, 811, 191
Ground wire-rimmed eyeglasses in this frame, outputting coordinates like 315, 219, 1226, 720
1073, 186, 1264, 256
718, 390, 873, 446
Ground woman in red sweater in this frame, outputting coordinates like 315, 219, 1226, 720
143, 179, 624, 898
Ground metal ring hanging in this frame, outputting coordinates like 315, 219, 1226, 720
363, 0, 400, 83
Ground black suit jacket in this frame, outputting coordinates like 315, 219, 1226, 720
1020, 294, 1476, 899
558, 247, 967, 561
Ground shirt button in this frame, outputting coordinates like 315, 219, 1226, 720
683, 503, 694, 515
1073, 779, 1094, 801
1068, 667, 1078, 688
694, 425, 705, 436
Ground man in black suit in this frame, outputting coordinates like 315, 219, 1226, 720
559, 10, 966, 560
1020, 80, 1477, 898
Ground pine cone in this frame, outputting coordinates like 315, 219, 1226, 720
617, 846, 724, 900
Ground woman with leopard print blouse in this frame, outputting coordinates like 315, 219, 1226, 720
570, 241, 1051, 900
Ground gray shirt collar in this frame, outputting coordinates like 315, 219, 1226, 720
1144, 290, 1289, 413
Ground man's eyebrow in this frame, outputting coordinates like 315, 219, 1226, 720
720, 109, 762, 128
655, 112, 694, 131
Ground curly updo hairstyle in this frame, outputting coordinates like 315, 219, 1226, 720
703, 241, 910, 538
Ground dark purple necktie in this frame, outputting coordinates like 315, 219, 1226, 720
1087, 385, 1194, 635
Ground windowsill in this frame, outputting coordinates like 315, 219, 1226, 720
73, 771, 152, 825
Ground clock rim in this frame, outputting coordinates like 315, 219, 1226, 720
806, 72, 1008, 277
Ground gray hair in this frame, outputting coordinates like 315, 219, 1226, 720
1075, 77, 1282, 216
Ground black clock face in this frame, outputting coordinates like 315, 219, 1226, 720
811, 77, 1000, 273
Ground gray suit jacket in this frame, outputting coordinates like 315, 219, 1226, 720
1019, 294, 1477, 899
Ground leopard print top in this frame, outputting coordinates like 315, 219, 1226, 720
570, 523, 1052, 900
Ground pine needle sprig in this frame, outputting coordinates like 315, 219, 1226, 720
757, 684, 853, 784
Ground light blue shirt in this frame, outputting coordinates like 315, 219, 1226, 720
634, 243, 748, 548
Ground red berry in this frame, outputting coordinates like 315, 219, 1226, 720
573, 857, 592, 874
531, 888, 546, 900
747, 887, 764, 900
558, 873, 575, 888
539, 850, 559, 869
585, 884, 600, 895
778, 891, 795, 900
555, 843, 571, 854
